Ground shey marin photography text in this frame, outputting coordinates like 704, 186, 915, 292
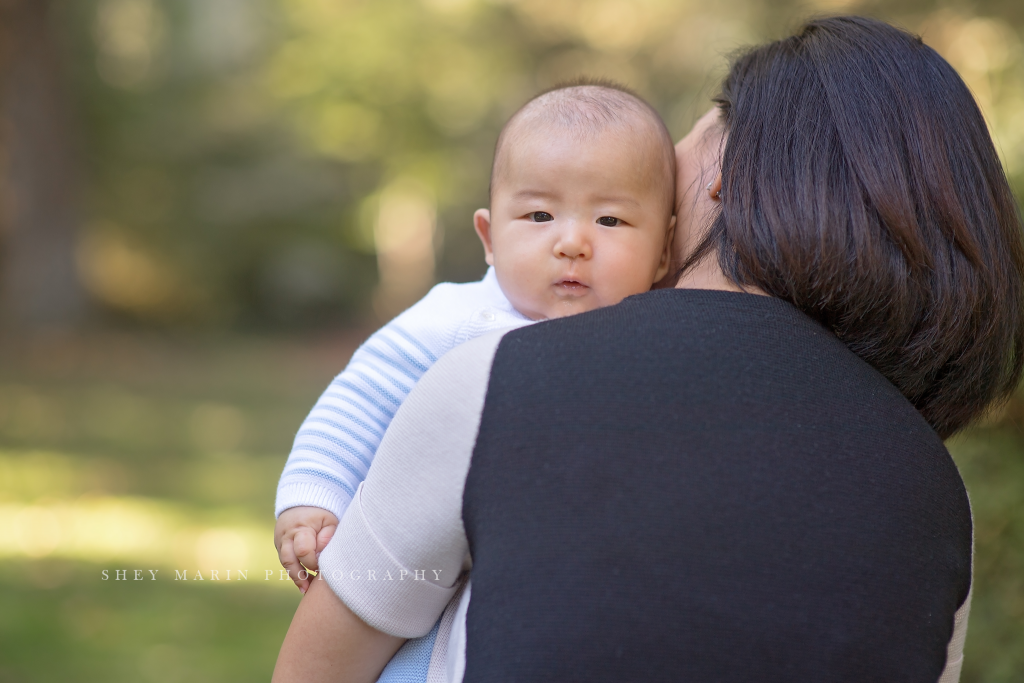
100, 568, 447, 582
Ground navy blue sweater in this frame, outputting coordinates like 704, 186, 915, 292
462, 289, 972, 682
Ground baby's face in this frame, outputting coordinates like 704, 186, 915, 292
476, 124, 675, 321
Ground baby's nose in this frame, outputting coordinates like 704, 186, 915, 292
554, 226, 592, 260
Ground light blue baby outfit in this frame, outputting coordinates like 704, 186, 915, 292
275, 267, 532, 681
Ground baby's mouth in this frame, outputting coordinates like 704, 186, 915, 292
555, 279, 589, 295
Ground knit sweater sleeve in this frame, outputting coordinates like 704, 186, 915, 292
274, 272, 530, 520
317, 331, 505, 638
937, 587, 971, 683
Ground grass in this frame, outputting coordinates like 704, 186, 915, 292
0, 331, 1022, 681
0, 559, 298, 682
0, 331, 360, 683
948, 427, 1024, 682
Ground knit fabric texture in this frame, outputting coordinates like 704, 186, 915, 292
376, 617, 441, 683
278, 269, 529, 683
275, 267, 531, 520
462, 288, 973, 683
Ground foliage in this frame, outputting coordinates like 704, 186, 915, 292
949, 428, 1024, 682
53, 0, 1024, 328
2, 2, 1022, 679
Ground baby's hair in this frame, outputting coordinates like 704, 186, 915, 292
489, 78, 676, 212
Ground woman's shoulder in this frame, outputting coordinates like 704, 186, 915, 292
506, 288, 834, 359
502, 288, 942, 441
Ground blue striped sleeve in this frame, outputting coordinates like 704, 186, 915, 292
274, 322, 443, 519
275, 271, 534, 521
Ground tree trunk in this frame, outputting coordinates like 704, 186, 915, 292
0, 0, 86, 329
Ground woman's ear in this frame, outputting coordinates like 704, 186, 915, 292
708, 174, 722, 201
654, 215, 677, 283
474, 209, 495, 266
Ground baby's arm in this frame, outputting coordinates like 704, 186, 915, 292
274, 323, 435, 588
273, 288, 466, 590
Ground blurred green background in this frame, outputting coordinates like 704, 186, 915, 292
1, 0, 1023, 680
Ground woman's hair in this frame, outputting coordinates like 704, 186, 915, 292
687, 15, 1024, 438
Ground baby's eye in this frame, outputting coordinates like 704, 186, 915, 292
597, 216, 621, 227
529, 211, 554, 222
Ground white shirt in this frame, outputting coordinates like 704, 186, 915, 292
275, 267, 533, 520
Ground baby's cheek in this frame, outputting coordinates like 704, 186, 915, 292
607, 254, 659, 298
501, 279, 548, 321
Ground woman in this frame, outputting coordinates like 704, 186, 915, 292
275, 16, 1024, 683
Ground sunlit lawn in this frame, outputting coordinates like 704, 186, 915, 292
0, 332, 1022, 682
0, 558, 298, 681
0, 332, 363, 683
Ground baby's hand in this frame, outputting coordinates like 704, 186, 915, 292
274, 506, 339, 594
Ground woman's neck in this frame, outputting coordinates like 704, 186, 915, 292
675, 257, 767, 295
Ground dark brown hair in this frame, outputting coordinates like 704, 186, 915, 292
685, 15, 1024, 438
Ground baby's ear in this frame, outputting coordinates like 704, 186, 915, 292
474, 209, 495, 267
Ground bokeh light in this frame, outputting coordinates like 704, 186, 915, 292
1, 0, 1023, 680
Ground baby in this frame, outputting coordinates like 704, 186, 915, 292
274, 82, 676, 596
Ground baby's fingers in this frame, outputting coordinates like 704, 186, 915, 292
279, 541, 310, 593
315, 524, 337, 555
293, 527, 320, 574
